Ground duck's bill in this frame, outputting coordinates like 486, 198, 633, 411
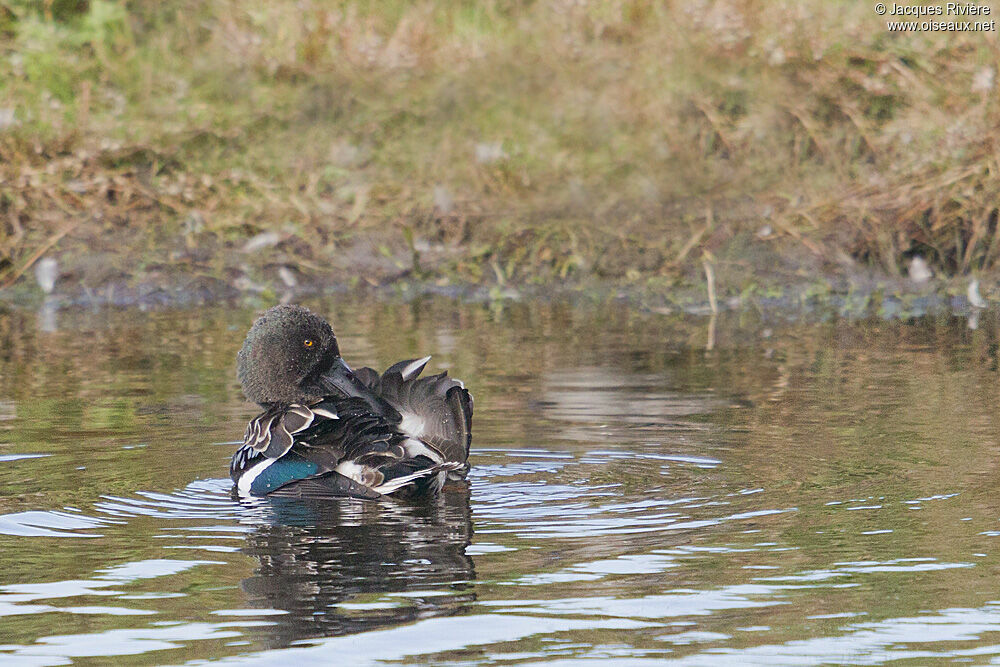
317, 357, 399, 420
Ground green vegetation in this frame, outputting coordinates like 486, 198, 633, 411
0, 1, 997, 296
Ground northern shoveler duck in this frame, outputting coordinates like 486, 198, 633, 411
230, 305, 473, 499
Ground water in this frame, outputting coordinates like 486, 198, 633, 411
1, 297, 1000, 665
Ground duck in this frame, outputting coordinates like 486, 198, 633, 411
230, 304, 473, 500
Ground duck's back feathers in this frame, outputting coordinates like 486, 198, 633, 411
385, 356, 433, 381
353, 358, 474, 465
231, 395, 462, 500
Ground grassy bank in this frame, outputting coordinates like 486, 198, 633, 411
0, 1, 998, 300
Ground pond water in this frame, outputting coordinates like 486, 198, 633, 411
1, 295, 1000, 665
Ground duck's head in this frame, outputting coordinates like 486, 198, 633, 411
237, 305, 344, 406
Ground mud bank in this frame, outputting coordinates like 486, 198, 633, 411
1, 237, 994, 325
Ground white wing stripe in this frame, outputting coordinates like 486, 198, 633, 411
237, 458, 274, 496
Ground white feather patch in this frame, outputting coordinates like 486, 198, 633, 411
402, 437, 443, 463
334, 461, 368, 485
399, 412, 427, 439
312, 408, 338, 419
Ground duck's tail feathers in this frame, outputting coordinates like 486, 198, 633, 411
375, 368, 473, 465
373, 461, 463, 496
445, 384, 473, 466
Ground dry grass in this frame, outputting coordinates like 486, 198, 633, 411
0, 0, 998, 293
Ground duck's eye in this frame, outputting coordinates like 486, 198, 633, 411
303, 339, 315, 347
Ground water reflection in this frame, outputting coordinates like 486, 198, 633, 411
3, 301, 1000, 665
238, 485, 475, 649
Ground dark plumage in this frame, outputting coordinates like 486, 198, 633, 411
237, 305, 340, 405
231, 305, 473, 500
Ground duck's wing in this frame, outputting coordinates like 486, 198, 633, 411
264, 470, 381, 499
237, 403, 320, 460
302, 397, 462, 495
384, 357, 434, 381
373, 359, 474, 466
231, 397, 460, 499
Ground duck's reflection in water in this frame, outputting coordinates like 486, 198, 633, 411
238, 483, 475, 649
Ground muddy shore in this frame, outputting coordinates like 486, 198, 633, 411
0, 232, 992, 324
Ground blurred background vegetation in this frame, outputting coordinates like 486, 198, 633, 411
0, 1, 997, 299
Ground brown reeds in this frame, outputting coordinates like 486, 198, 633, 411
0, 1, 997, 292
